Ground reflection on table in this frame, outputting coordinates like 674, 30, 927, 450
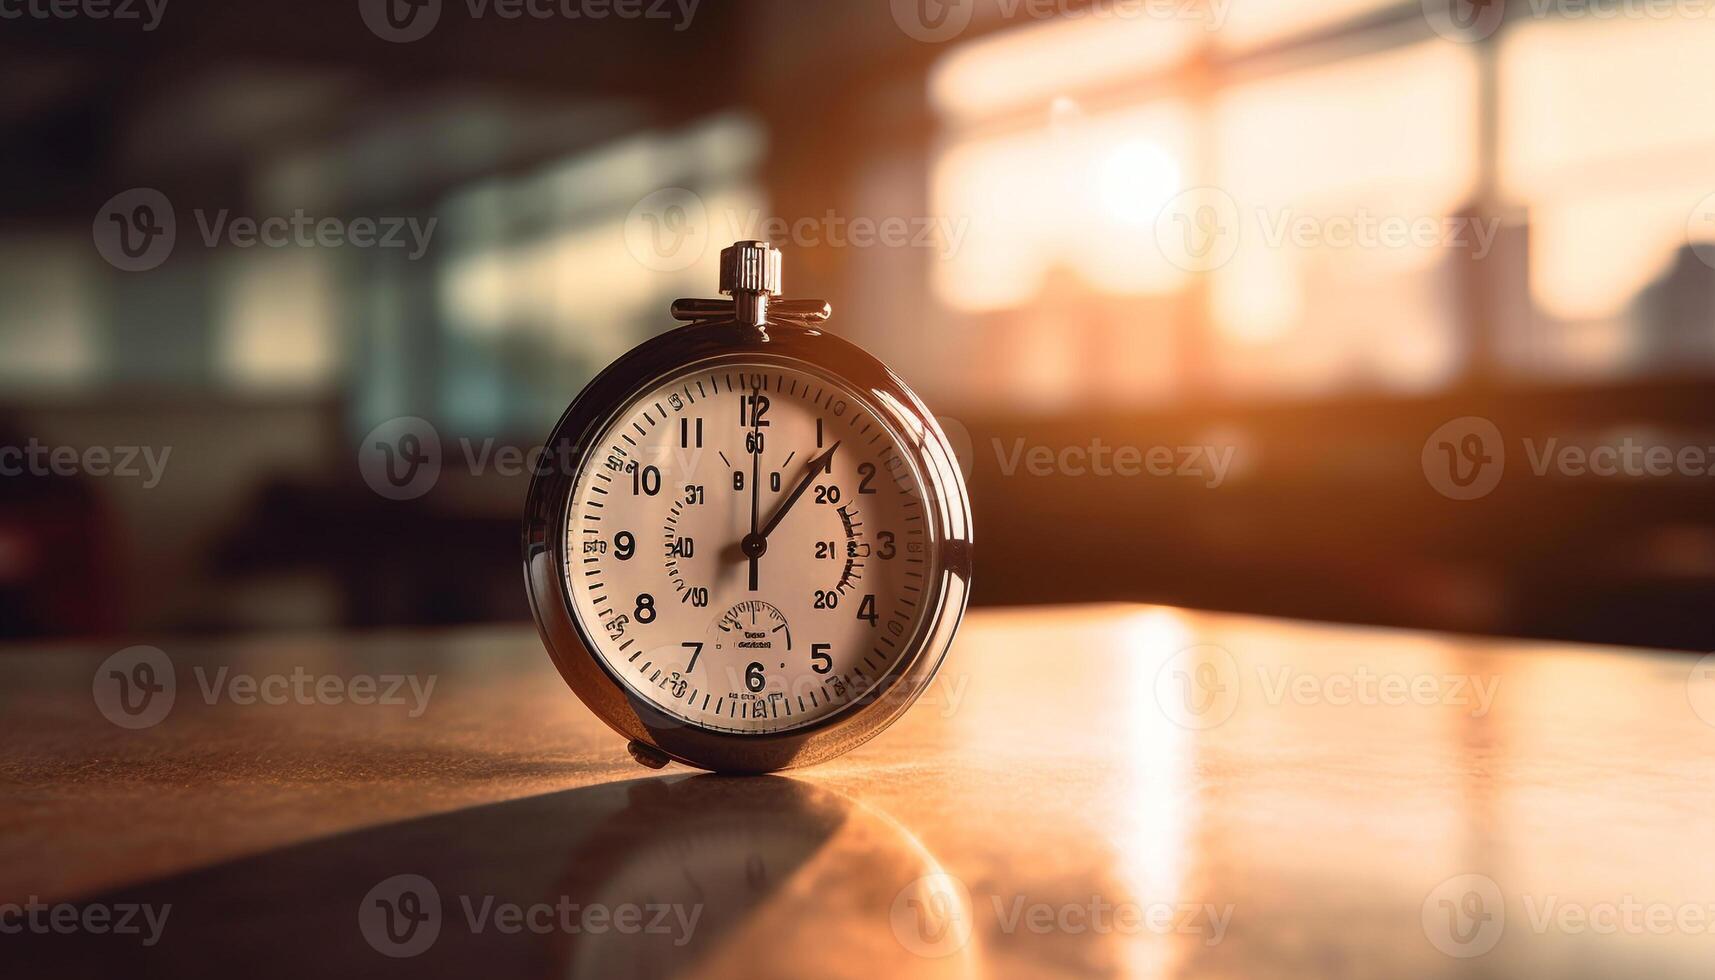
3, 605, 1712, 978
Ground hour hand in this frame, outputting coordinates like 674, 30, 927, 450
758, 442, 839, 541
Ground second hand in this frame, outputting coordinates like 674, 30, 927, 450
746, 415, 762, 590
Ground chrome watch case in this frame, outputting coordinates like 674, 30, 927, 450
522, 244, 973, 773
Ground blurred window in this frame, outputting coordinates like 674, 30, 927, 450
1209, 40, 1478, 396
1499, 17, 1715, 378
931, 2, 1715, 407
931, 8, 1479, 407
216, 249, 339, 392
0, 238, 100, 392
425, 113, 764, 435
1213, 0, 1401, 51
930, 14, 1198, 124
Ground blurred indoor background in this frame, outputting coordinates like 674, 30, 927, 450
3, 0, 1713, 649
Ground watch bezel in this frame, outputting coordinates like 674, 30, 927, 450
522, 320, 973, 772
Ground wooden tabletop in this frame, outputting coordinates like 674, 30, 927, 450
4, 605, 1713, 978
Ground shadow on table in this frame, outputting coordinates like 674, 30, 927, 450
7, 775, 976, 979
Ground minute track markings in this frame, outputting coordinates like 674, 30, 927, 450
565, 362, 937, 736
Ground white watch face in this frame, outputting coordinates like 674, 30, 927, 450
564, 360, 938, 734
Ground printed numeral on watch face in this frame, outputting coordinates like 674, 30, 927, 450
566, 364, 934, 734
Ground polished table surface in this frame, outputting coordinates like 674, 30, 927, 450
4, 604, 1713, 978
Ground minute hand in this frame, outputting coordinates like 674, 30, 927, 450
758, 442, 839, 540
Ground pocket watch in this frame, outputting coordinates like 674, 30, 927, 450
523, 241, 973, 773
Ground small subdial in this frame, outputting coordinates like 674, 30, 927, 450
708, 599, 793, 659
662, 498, 709, 610
702, 600, 796, 718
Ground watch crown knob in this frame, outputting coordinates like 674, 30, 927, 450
719, 240, 783, 297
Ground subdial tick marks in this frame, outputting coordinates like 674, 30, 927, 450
836, 502, 865, 594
